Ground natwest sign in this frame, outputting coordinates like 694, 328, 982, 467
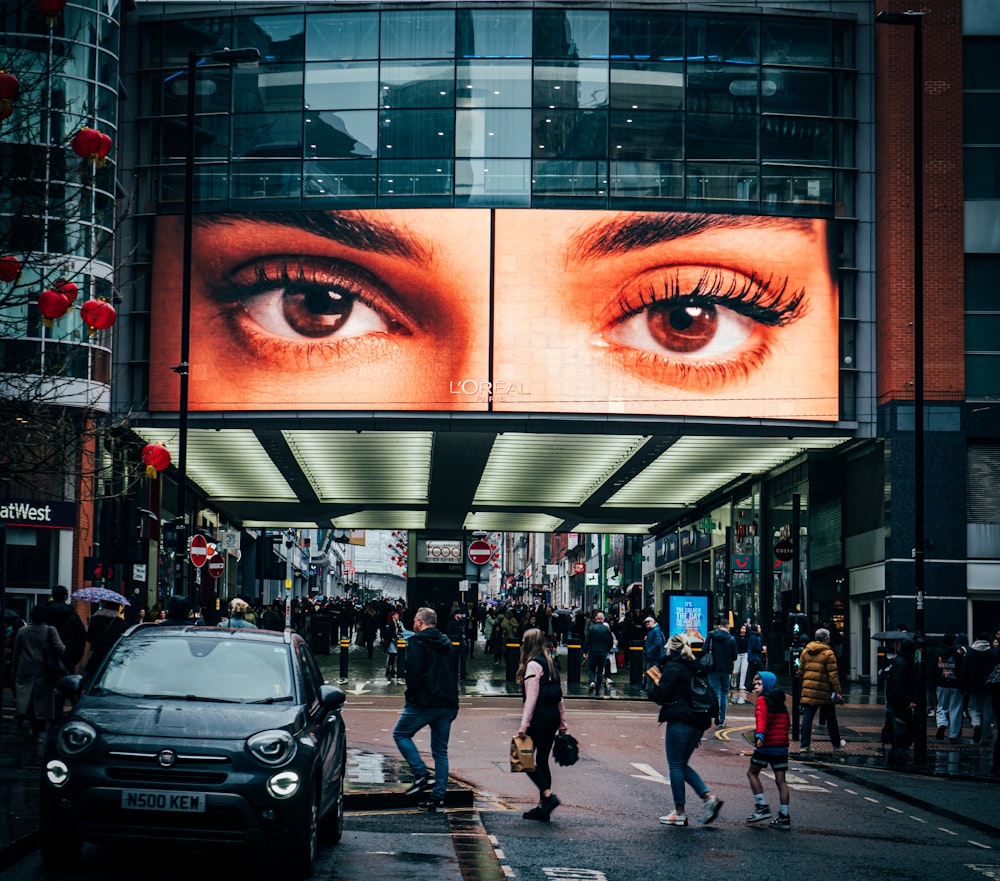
0, 498, 76, 529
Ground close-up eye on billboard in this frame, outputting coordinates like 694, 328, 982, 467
148, 208, 839, 420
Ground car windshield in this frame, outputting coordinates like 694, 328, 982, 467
93, 634, 295, 703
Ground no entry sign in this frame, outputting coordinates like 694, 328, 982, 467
189, 534, 208, 568
207, 554, 225, 579
468, 539, 492, 565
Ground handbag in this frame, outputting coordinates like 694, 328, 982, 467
510, 735, 535, 773
986, 661, 1000, 687
553, 732, 579, 767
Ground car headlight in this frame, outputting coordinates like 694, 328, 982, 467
266, 770, 301, 799
247, 730, 297, 767
45, 759, 70, 787
58, 721, 97, 756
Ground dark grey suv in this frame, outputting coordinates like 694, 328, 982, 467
41, 625, 347, 877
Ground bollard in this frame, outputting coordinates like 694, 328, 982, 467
629, 639, 645, 687
339, 637, 350, 680
397, 638, 407, 681
566, 641, 582, 686
505, 642, 521, 682
451, 641, 467, 680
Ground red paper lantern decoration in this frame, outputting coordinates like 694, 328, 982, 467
80, 298, 117, 331
36, 0, 67, 24
141, 443, 171, 479
53, 278, 79, 303
71, 126, 113, 167
0, 255, 20, 282
0, 71, 19, 122
37, 288, 72, 327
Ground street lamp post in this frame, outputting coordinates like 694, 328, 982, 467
875, 8, 926, 766
172, 47, 260, 606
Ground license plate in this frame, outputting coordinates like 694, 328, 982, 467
121, 789, 207, 813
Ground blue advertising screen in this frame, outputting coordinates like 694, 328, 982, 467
666, 593, 710, 643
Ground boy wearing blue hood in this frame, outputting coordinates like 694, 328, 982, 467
746, 670, 792, 829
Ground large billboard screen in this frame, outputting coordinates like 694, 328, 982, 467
149, 208, 839, 420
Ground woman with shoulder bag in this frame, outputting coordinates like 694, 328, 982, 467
647, 633, 723, 827
12, 605, 65, 740
516, 628, 568, 822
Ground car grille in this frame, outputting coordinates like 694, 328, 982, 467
104, 750, 230, 785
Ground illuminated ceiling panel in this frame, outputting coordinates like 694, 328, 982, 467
283, 430, 433, 504
607, 436, 847, 508
464, 512, 566, 533
474, 433, 648, 506
331, 510, 427, 530
574, 522, 657, 535
134, 428, 297, 501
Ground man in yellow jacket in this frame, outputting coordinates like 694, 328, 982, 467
797, 628, 847, 754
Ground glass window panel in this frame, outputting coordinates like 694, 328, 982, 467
610, 111, 682, 161
303, 159, 377, 200
457, 61, 531, 109
379, 109, 454, 158
609, 11, 683, 61
160, 18, 233, 68
306, 12, 378, 61
456, 109, 531, 158
963, 38, 1000, 90
688, 64, 759, 114
532, 159, 608, 197
761, 169, 833, 216
162, 114, 231, 162
248, 64, 304, 112
610, 160, 684, 202
966, 354, 1000, 397
761, 116, 833, 165
457, 9, 532, 59
834, 71, 855, 117
687, 15, 760, 65
380, 62, 455, 109
234, 112, 302, 159
229, 159, 302, 204
233, 67, 267, 114
306, 111, 376, 158
686, 113, 757, 160
833, 21, 855, 68
965, 147, 1000, 199
964, 94, 1000, 144
534, 61, 608, 109
966, 315, 1000, 351
533, 110, 608, 159
455, 158, 531, 206
762, 18, 832, 66
378, 159, 453, 200
966, 256, 1000, 310
610, 63, 684, 110
534, 10, 609, 60
381, 10, 455, 60
761, 68, 832, 116
237, 14, 305, 63
686, 163, 759, 211
306, 62, 378, 110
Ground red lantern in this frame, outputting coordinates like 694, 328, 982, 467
80, 298, 116, 331
0, 255, 20, 282
37, 288, 72, 327
71, 126, 113, 166
36, 0, 67, 24
141, 443, 171, 479
53, 278, 79, 303
0, 71, 19, 122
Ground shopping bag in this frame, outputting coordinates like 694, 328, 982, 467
510, 735, 535, 772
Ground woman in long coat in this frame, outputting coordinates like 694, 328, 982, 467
12, 605, 65, 739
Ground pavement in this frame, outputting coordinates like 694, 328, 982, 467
2, 634, 998, 871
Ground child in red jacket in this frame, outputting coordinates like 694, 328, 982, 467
746, 670, 791, 829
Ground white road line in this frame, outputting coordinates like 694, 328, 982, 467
844, 789, 858, 795
910, 816, 927, 823
939, 827, 958, 836
864, 797, 879, 804
969, 841, 992, 850
886, 806, 903, 814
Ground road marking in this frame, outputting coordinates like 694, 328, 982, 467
886, 806, 903, 814
864, 797, 879, 804
910, 816, 927, 823
543, 870, 609, 881
967, 864, 1000, 878
631, 762, 668, 784
939, 827, 958, 836
968, 842, 993, 850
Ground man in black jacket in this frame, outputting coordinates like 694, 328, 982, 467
392, 607, 459, 812
44, 585, 86, 673
885, 637, 918, 770
705, 620, 738, 727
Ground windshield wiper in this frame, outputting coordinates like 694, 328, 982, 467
181, 694, 241, 703
248, 695, 294, 704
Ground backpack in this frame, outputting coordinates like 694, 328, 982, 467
688, 664, 719, 719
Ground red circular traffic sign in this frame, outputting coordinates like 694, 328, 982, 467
468, 539, 492, 565
207, 554, 225, 579
189, 534, 208, 568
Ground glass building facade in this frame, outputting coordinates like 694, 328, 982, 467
134, 6, 856, 216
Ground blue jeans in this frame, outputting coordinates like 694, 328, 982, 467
393, 703, 458, 799
664, 720, 708, 810
800, 703, 841, 748
708, 672, 730, 724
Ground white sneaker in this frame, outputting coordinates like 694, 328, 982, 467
701, 795, 723, 824
659, 812, 687, 826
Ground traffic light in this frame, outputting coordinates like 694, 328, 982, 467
162, 519, 186, 553
788, 611, 809, 638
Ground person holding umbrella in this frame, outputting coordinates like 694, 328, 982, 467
85, 600, 126, 674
